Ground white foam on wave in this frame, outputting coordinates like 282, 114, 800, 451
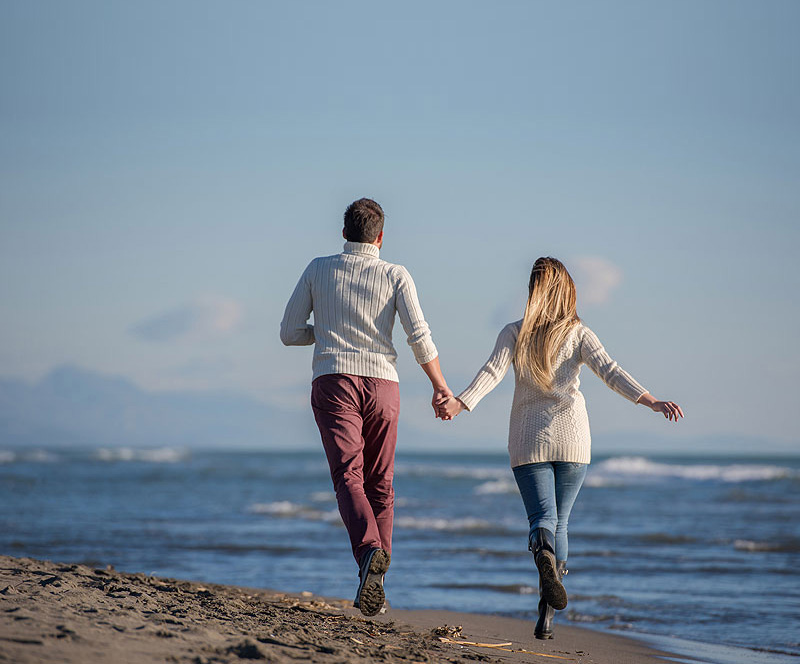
0, 450, 61, 464
583, 476, 623, 488
394, 516, 498, 532
474, 479, 518, 495
248, 501, 340, 523
304, 492, 421, 508
27, 450, 60, 463
735, 539, 771, 552
587, 456, 795, 484
248, 501, 503, 532
94, 447, 190, 463
733, 539, 800, 553
249, 501, 307, 516
395, 462, 508, 481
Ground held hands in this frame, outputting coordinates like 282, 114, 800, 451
421, 360, 466, 421
432, 393, 465, 421
431, 386, 453, 420
437, 396, 466, 420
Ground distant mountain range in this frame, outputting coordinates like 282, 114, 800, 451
0, 365, 317, 449
1, 366, 796, 455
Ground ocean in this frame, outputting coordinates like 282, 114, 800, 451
1, 448, 798, 662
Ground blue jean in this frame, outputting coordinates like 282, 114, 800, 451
512, 461, 588, 562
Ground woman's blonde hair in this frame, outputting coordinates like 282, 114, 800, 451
514, 257, 581, 391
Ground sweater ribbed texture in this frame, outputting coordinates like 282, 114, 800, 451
457, 321, 648, 466
280, 241, 438, 382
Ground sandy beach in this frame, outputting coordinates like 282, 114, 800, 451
0, 555, 677, 664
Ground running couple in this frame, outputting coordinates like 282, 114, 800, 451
280, 198, 683, 637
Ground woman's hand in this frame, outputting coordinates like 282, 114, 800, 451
651, 400, 684, 422
637, 392, 684, 422
437, 396, 466, 420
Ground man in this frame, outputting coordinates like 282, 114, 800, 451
280, 198, 450, 617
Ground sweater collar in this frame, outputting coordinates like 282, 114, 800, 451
343, 241, 380, 258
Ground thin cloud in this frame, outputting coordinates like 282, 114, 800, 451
168, 357, 235, 379
130, 298, 243, 342
571, 257, 623, 306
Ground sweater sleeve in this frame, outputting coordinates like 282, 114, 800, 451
394, 266, 438, 365
579, 326, 648, 403
456, 323, 517, 411
279, 261, 316, 346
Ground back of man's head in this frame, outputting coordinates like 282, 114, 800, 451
343, 198, 384, 243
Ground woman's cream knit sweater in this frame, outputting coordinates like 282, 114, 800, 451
457, 321, 648, 467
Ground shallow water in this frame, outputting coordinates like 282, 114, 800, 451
1, 448, 798, 660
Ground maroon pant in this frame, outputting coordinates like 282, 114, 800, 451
311, 373, 400, 564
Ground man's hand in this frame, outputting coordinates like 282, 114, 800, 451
420, 357, 454, 419
432, 386, 453, 419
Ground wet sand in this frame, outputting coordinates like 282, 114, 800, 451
0, 555, 677, 663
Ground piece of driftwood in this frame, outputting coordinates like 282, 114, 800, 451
438, 636, 576, 660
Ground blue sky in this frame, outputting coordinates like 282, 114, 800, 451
1, 1, 799, 452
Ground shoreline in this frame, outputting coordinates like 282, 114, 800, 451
1, 554, 680, 664
6, 556, 795, 664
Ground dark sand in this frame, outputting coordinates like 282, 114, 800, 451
0, 555, 677, 663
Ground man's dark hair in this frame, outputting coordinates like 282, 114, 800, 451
343, 198, 384, 243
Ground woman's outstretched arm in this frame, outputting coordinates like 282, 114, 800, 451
580, 326, 648, 402
581, 326, 683, 423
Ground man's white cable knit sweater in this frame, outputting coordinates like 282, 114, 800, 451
280, 241, 438, 382
457, 321, 648, 466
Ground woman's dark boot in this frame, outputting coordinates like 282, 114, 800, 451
534, 561, 567, 639
530, 529, 568, 610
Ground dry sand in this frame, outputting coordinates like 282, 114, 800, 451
0, 555, 677, 664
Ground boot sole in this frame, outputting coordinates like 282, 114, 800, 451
357, 549, 390, 617
534, 632, 554, 640
536, 551, 568, 610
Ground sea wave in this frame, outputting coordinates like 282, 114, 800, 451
393, 516, 505, 533
27, 450, 60, 463
566, 611, 619, 623
0, 450, 60, 464
733, 539, 800, 553
309, 491, 336, 503
168, 542, 304, 554
401, 456, 797, 489
563, 608, 640, 626
94, 447, 190, 463
722, 488, 795, 504
429, 582, 537, 595
474, 479, 518, 495
247, 501, 340, 523
249, 500, 306, 516
395, 462, 508, 481
587, 456, 796, 484
638, 533, 697, 545
247, 501, 499, 531
438, 547, 528, 559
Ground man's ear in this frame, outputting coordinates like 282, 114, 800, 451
342, 227, 347, 240
376, 230, 384, 247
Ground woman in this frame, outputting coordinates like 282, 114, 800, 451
438, 257, 683, 639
